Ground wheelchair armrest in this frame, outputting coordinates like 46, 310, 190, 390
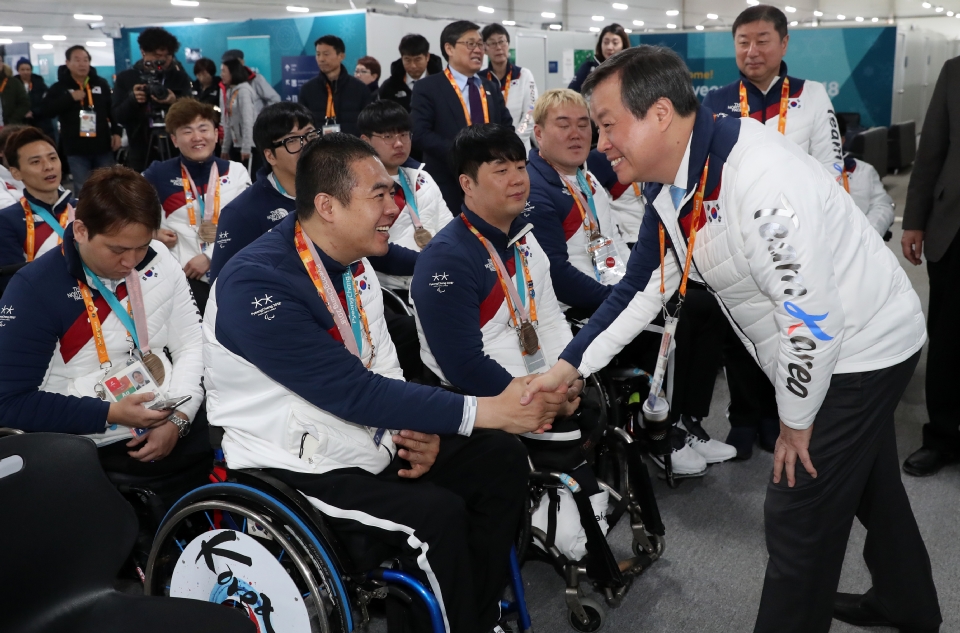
0, 428, 25, 438
381, 287, 413, 317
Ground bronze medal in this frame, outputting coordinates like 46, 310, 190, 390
414, 227, 433, 249
142, 352, 166, 385
519, 321, 539, 356
198, 221, 218, 244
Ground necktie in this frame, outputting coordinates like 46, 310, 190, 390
467, 76, 484, 125
669, 185, 687, 211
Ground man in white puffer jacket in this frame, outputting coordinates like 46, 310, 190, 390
525, 46, 940, 633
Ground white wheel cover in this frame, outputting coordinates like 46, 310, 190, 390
170, 528, 312, 633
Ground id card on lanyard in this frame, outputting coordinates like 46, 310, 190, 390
558, 168, 626, 285
461, 215, 546, 373
323, 87, 340, 134
647, 159, 710, 407
79, 79, 97, 138
293, 222, 387, 448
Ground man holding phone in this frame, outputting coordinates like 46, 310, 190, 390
112, 28, 193, 172
0, 166, 206, 475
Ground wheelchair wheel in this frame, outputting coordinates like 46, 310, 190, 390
146, 484, 354, 633
633, 533, 665, 559
568, 597, 605, 632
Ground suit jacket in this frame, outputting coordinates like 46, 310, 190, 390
904, 56, 960, 261
410, 70, 513, 190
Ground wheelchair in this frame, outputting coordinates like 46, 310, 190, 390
144, 456, 533, 633
518, 373, 666, 632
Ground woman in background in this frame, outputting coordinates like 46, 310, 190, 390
568, 23, 630, 93
355, 56, 381, 95
219, 58, 257, 174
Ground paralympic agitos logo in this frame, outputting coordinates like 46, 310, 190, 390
754, 196, 833, 399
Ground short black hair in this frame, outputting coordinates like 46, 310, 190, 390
582, 45, 699, 120
65, 45, 89, 62
221, 58, 250, 85
295, 133, 379, 220
314, 35, 345, 55
440, 20, 480, 61
255, 102, 316, 157
4, 127, 56, 170
357, 100, 411, 138
76, 166, 162, 237
193, 57, 216, 78
138, 27, 180, 54
399, 34, 430, 57
596, 23, 631, 62
452, 124, 526, 181
481, 23, 510, 43
733, 5, 789, 40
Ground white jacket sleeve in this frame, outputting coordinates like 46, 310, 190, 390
515, 68, 538, 151
805, 81, 844, 180
527, 235, 573, 364
416, 169, 454, 234
159, 249, 206, 421
736, 147, 846, 430
860, 161, 895, 236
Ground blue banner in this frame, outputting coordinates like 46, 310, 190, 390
281, 56, 319, 102
633, 26, 896, 127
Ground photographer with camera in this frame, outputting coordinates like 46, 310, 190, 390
112, 27, 192, 172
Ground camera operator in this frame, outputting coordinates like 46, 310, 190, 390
112, 27, 192, 172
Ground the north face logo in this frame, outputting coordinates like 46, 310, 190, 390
267, 208, 289, 222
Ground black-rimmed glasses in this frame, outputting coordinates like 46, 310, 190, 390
273, 129, 322, 154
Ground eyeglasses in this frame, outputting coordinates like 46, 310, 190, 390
355, 67, 372, 75
369, 131, 412, 144
273, 129, 321, 154
485, 38, 510, 48
456, 40, 485, 51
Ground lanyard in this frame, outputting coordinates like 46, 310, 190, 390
81, 262, 140, 349
0, 78, 7, 93
461, 214, 538, 328
487, 65, 513, 102
841, 168, 850, 193
293, 221, 373, 366
739, 78, 789, 135
75, 269, 153, 370
270, 172, 290, 196
325, 86, 335, 120
444, 68, 489, 126
396, 170, 424, 229
631, 182, 641, 197
226, 88, 239, 117
82, 77, 94, 108
659, 158, 709, 304
552, 162, 601, 237
180, 161, 221, 226
21, 195, 72, 261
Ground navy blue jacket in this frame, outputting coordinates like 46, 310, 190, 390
209, 170, 418, 283
298, 65, 372, 137
411, 206, 529, 397
0, 189, 75, 296
525, 149, 610, 312
410, 70, 513, 193
214, 213, 466, 434
0, 224, 145, 433
561, 107, 740, 367
568, 58, 599, 94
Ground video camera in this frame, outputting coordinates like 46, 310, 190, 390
139, 59, 170, 100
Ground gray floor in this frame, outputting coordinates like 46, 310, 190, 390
517, 169, 960, 633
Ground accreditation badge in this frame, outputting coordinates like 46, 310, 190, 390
99, 357, 166, 437
587, 235, 626, 285
322, 122, 341, 135
646, 314, 678, 407
79, 110, 97, 138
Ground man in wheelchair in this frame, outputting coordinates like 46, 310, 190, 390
0, 166, 207, 475
204, 133, 568, 633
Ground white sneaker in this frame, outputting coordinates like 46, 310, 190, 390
685, 433, 737, 463
650, 443, 707, 475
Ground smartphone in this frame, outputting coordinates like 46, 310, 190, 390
147, 395, 192, 411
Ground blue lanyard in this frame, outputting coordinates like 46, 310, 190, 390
513, 248, 526, 308
79, 257, 139, 349
340, 269, 364, 352
396, 170, 420, 219
27, 200, 66, 239
271, 172, 288, 196
575, 169, 601, 228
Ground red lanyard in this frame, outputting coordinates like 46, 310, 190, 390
460, 214, 537, 327
659, 158, 709, 301
740, 78, 789, 135
444, 68, 489, 126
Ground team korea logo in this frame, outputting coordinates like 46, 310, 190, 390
169, 529, 312, 633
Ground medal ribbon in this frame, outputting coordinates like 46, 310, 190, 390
739, 77, 790, 135
460, 214, 537, 328
124, 269, 153, 355
396, 169, 424, 230
21, 194, 72, 261
180, 161, 222, 229
294, 221, 373, 365
659, 157, 710, 301
444, 68, 489, 126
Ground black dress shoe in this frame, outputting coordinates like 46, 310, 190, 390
903, 447, 957, 477
725, 427, 755, 460
834, 592, 894, 627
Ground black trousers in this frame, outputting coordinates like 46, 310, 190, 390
382, 288, 426, 383
97, 405, 212, 477
923, 235, 960, 452
724, 320, 778, 428
271, 430, 529, 633
669, 286, 726, 420
754, 351, 941, 633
